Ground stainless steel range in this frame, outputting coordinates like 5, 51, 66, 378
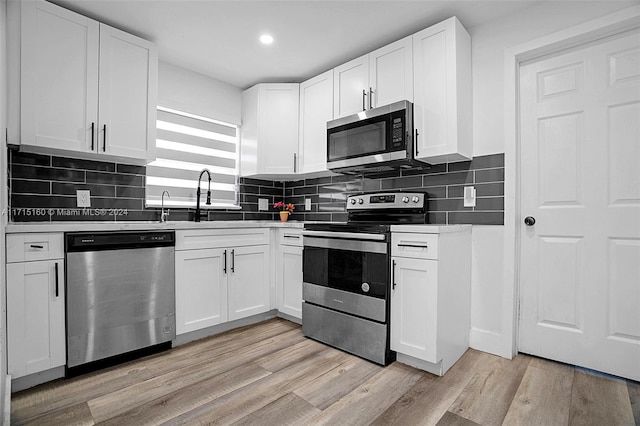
301, 191, 428, 365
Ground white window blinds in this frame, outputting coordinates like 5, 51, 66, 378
146, 106, 239, 208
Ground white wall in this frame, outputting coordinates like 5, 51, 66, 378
1, 0, 9, 420
158, 61, 242, 125
466, 0, 635, 357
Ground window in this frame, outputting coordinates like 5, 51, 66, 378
146, 106, 239, 209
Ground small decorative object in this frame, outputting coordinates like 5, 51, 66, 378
273, 201, 295, 222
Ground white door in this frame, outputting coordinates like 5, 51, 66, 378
7, 260, 65, 378
98, 24, 157, 160
390, 257, 438, 363
20, 0, 99, 152
175, 248, 227, 334
228, 245, 271, 321
519, 29, 640, 381
333, 54, 369, 118
298, 70, 333, 174
278, 244, 303, 319
369, 36, 413, 108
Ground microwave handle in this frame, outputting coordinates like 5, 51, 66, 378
415, 129, 420, 156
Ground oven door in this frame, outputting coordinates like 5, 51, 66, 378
302, 231, 389, 299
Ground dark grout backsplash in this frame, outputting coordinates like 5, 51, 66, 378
8, 150, 504, 225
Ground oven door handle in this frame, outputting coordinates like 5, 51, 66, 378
301, 230, 386, 241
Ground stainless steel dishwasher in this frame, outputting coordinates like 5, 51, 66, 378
65, 231, 175, 370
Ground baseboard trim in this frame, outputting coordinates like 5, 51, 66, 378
11, 366, 65, 393
276, 311, 301, 325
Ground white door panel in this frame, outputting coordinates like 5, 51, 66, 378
519, 29, 640, 381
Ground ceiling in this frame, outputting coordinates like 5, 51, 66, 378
48, 0, 558, 89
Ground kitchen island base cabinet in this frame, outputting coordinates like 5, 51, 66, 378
390, 226, 471, 376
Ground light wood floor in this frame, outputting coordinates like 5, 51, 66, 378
11, 318, 640, 425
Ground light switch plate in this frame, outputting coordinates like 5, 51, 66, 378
77, 190, 91, 208
463, 186, 476, 207
258, 198, 268, 211
305, 198, 312, 210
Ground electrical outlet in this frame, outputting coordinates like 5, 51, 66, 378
258, 198, 268, 211
463, 186, 476, 207
305, 198, 311, 210
77, 190, 91, 208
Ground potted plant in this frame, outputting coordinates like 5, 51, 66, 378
273, 201, 295, 222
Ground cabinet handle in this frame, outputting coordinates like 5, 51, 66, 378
231, 249, 235, 273
30, 244, 44, 249
54, 262, 59, 298
397, 243, 429, 249
369, 87, 373, 109
362, 89, 367, 111
392, 259, 397, 290
293, 153, 297, 173
283, 235, 300, 239
415, 129, 420, 156
102, 124, 107, 152
91, 122, 95, 150
223, 249, 227, 274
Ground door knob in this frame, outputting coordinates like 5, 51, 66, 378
524, 216, 536, 226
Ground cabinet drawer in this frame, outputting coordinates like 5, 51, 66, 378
6, 233, 64, 263
391, 232, 438, 260
176, 228, 269, 250
279, 229, 302, 247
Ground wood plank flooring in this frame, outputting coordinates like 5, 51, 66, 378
10, 318, 640, 425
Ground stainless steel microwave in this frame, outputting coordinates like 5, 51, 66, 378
326, 100, 429, 174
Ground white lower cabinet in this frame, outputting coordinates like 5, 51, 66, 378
390, 226, 471, 376
175, 229, 271, 335
6, 233, 65, 379
175, 248, 227, 334
276, 229, 303, 320
228, 245, 271, 321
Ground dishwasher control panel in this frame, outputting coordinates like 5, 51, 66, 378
66, 231, 175, 252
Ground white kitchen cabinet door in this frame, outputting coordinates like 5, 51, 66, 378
175, 248, 228, 334
98, 24, 157, 161
228, 245, 271, 321
369, 36, 413, 108
20, 0, 99, 152
333, 54, 369, 119
7, 260, 65, 379
413, 17, 471, 164
277, 244, 303, 319
240, 83, 299, 177
390, 257, 439, 363
298, 70, 333, 174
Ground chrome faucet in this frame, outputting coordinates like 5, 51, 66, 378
160, 190, 170, 223
195, 168, 212, 222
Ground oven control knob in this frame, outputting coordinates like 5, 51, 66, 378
361, 282, 370, 293
402, 196, 409, 203
412, 196, 420, 203
349, 198, 356, 205
358, 198, 364, 204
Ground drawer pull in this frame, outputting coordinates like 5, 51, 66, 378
397, 243, 429, 249
30, 244, 44, 249
283, 235, 300, 239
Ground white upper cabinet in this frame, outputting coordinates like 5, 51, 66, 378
333, 54, 369, 118
413, 17, 472, 164
240, 83, 300, 177
333, 36, 413, 119
298, 70, 334, 174
19, 0, 157, 163
369, 36, 413, 109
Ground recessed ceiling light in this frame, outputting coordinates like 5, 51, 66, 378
259, 34, 274, 45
